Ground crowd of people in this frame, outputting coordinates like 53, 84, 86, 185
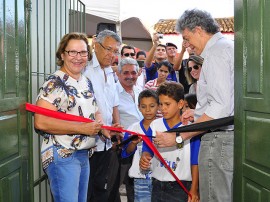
34, 8, 234, 202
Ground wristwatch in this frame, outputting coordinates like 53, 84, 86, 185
175, 132, 183, 144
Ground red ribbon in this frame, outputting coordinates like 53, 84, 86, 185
26, 102, 192, 198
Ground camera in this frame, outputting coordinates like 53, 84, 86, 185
157, 33, 163, 39
137, 60, 145, 68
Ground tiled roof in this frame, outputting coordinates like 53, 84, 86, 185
154, 17, 234, 34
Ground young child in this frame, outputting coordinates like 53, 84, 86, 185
140, 82, 200, 202
144, 61, 173, 118
183, 93, 197, 112
121, 89, 159, 202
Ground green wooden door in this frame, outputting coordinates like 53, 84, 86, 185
0, 0, 30, 201
234, 0, 270, 201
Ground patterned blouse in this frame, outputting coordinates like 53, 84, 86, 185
36, 70, 98, 169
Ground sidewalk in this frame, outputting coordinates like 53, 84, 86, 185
119, 184, 127, 202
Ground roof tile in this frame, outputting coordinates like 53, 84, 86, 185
154, 17, 234, 34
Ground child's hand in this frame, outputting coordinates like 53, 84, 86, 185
188, 190, 200, 202
139, 152, 152, 170
131, 136, 142, 145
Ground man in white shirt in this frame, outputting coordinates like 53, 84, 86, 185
120, 45, 145, 91
154, 9, 234, 202
84, 29, 122, 202
116, 57, 143, 202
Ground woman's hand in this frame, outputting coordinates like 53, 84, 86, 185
81, 121, 103, 136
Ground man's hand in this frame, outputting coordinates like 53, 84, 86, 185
101, 123, 123, 139
182, 109, 195, 125
154, 131, 177, 148
152, 33, 161, 46
181, 41, 187, 54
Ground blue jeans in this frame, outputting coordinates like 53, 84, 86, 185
45, 147, 90, 202
134, 178, 152, 202
199, 131, 234, 202
151, 178, 191, 202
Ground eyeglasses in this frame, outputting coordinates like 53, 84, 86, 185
188, 65, 200, 72
98, 42, 119, 55
123, 53, 135, 57
65, 50, 88, 57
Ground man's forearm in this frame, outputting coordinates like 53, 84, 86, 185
173, 49, 185, 71
112, 106, 120, 124
144, 44, 157, 67
181, 113, 214, 140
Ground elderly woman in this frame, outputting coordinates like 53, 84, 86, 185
34, 32, 110, 202
185, 55, 204, 94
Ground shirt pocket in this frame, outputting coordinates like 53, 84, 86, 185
220, 140, 233, 171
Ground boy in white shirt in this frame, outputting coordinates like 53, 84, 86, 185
140, 82, 200, 202
121, 89, 159, 202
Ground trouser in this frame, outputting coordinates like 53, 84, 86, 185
107, 151, 121, 202
151, 178, 191, 202
199, 131, 234, 202
120, 155, 134, 202
87, 149, 120, 202
46, 148, 89, 202
134, 178, 152, 202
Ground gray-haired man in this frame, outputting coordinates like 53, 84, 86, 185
154, 9, 234, 202
116, 58, 143, 202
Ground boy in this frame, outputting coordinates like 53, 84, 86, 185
140, 82, 200, 202
121, 89, 159, 202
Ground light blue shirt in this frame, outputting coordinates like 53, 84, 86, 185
116, 81, 143, 130
83, 53, 119, 151
195, 32, 234, 123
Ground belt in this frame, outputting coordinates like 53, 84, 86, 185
153, 178, 191, 185
212, 129, 234, 132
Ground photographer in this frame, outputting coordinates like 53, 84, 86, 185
144, 33, 177, 82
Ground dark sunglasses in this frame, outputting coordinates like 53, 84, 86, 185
188, 65, 200, 72
123, 53, 135, 57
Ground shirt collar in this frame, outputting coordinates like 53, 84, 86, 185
92, 52, 100, 68
117, 80, 139, 94
117, 80, 125, 93
201, 32, 224, 58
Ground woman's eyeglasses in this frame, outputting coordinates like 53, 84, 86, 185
65, 50, 89, 57
188, 65, 200, 72
123, 53, 135, 57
